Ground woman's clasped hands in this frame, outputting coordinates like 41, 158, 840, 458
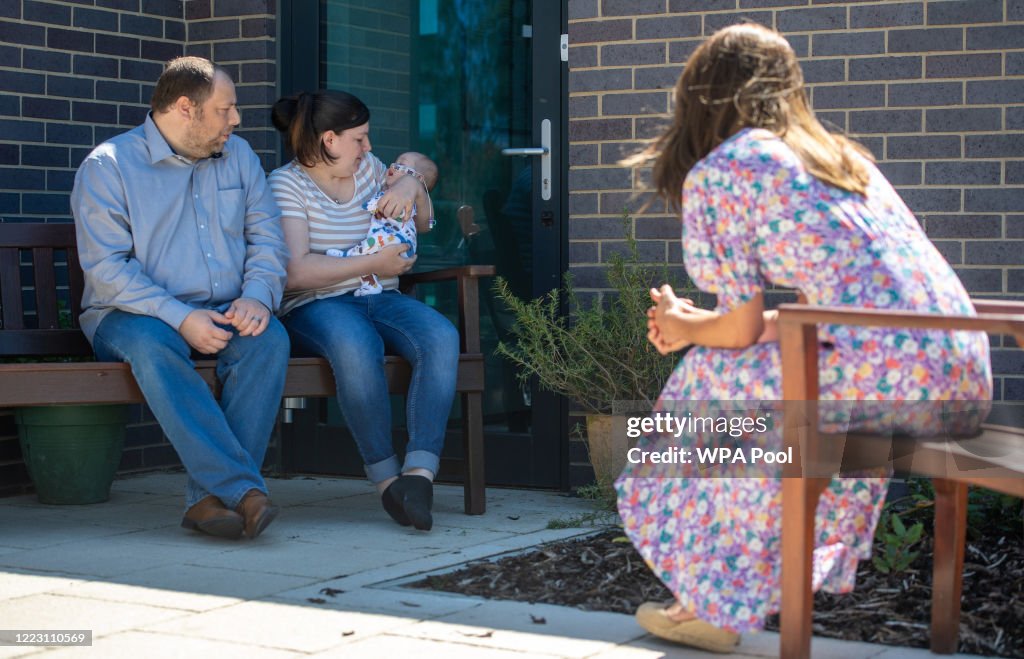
646, 284, 713, 355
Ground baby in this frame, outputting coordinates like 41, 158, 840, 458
326, 151, 437, 296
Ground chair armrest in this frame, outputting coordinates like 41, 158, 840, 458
777, 299, 1024, 404
398, 265, 497, 353
776, 302, 1024, 337
971, 299, 1024, 315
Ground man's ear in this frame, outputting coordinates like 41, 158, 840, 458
173, 95, 195, 120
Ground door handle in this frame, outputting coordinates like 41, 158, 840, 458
499, 118, 551, 201
501, 147, 548, 156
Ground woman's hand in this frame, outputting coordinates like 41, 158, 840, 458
370, 243, 417, 277
646, 286, 704, 355
757, 309, 779, 343
375, 175, 420, 221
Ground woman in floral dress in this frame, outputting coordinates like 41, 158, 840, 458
615, 24, 991, 653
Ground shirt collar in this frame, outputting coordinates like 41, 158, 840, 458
143, 113, 231, 165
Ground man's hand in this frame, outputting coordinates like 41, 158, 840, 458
224, 297, 271, 337
370, 244, 416, 277
179, 309, 233, 354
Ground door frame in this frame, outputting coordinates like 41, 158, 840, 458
276, 0, 571, 491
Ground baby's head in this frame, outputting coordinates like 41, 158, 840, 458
387, 151, 438, 191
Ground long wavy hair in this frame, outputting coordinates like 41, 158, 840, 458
628, 23, 871, 211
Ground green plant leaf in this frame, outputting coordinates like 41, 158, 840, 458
491, 211, 694, 415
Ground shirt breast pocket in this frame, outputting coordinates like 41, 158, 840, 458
216, 188, 245, 237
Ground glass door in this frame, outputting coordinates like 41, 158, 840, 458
279, 0, 567, 488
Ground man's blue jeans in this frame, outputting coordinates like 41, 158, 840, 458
92, 310, 290, 511
282, 291, 459, 483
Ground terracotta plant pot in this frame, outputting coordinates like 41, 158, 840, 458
584, 414, 634, 495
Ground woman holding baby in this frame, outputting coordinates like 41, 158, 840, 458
268, 90, 457, 532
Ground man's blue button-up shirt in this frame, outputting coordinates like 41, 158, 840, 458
71, 114, 288, 343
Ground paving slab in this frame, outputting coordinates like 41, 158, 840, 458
271, 581, 482, 619
390, 600, 649, 657
0, 593, 188, 639
48, 564, 318, 612
44, 631, 302, 658
312, 633, 559, 657
0, 569, 83, 601
140, 599, 417, 653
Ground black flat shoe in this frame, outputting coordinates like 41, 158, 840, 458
387, 474, 433, 531
381, 480, 412, 527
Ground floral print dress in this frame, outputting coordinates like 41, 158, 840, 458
615, 128, 992, 634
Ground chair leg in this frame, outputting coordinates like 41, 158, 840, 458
781, 477, 829, 659
461, 391, 485, 515
931, 478, 967, 654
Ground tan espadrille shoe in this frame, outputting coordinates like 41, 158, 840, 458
635, 601, 740, 654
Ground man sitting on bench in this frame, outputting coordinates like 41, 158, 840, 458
70, 56, 290, 540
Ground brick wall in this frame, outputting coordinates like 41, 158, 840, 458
0, 0, 279, 496
321, 0, 411, 160
567, 0, 1024, 414
185, 0, 278, 170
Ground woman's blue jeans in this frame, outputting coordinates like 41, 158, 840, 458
281, 291, 459, 483
92, 310, 290, 511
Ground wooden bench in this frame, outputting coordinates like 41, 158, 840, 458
0, 222, 494, 514
778, 300, 1024, 658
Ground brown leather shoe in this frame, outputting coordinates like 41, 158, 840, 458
181, 495, 244, 539
236, 489, 279, 539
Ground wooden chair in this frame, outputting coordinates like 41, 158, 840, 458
0, 222, 494, 514
777, 300, 1024, 658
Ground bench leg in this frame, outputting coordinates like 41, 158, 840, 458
462, 391, 485, 515
931, 478, 967, 654
781, 476, 829, 659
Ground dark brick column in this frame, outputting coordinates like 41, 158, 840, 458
186, 0, 277, 170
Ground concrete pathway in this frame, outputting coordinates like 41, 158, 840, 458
0, 473, 988, 658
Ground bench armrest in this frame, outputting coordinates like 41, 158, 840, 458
399, 265, 497, 353
777, 298, 1024, 402
777, 299, 1024, 336
400, 265, 496, 286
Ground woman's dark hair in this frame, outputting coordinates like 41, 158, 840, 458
150, 56, 228, 114
271, 90, 371, 167
626, 23, 871, 211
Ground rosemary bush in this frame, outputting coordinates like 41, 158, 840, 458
494, 215, 682, 415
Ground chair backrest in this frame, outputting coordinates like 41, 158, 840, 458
0, 222, 92, 357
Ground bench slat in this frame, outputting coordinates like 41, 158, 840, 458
32, 248, 58, 329
0, 222, 77, 247
0, 329, 93, 356
0, 354, 485, 406
0, 247, 24, 330
67, 248, 84, 324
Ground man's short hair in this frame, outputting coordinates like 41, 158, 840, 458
150, 56, 228, 113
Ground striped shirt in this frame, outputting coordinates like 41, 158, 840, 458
269, 154, 395, 315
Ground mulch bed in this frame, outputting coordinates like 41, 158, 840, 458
410, 509, 1023, 657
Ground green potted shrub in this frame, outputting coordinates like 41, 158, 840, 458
494, 213, 688, 494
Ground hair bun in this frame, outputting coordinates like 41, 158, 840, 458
271, 95, 299, 133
